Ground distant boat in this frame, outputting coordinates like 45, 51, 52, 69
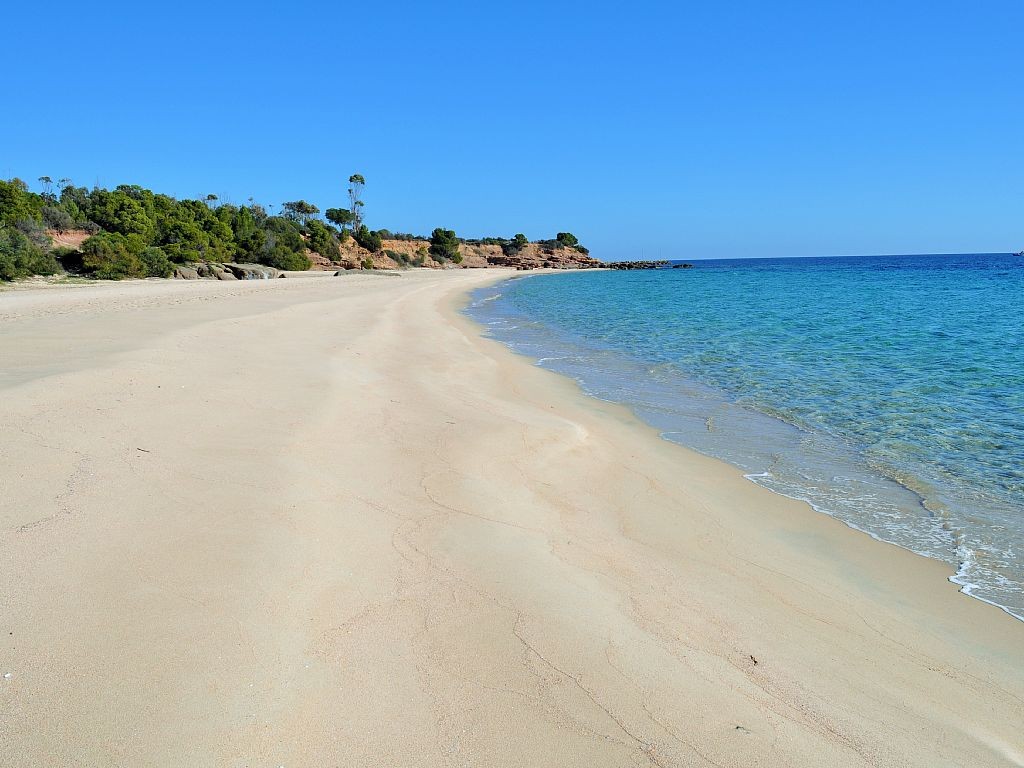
1016, 250, 1024, 257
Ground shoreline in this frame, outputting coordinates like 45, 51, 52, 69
1, 270, 1021, 765
465, 269, 1024, 625
454, 274, 1022, 629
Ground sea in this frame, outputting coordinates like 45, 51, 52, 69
466, 253, 1024, 621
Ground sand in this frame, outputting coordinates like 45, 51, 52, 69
0, 270, 1021, 767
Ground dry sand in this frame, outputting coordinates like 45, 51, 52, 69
0, 270, 1021, 767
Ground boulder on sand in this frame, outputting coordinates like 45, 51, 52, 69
225, 263, 279, 280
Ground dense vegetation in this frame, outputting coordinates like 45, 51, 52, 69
0, 174, 590, 281
0, 177, 325, 279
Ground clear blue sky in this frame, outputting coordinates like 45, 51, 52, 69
3, 0, 1022, 260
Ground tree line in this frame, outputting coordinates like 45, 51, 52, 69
0, 174, 587, 281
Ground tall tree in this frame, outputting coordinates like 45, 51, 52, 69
348, 174, 365, 230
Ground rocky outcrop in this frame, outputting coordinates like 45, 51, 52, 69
606, 260, 670, 270
225, 263, 279, 280
172, 262, 281, 280
483, 243, 602, 270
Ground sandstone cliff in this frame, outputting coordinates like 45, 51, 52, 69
317, 238, 601, 271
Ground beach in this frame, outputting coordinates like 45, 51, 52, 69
1, 270, 1021, 766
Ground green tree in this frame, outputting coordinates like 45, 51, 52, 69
282, 200, 320, 224
306, 219, 340, 261
325, 207, 355, 230
42, 206, 74, 231
58, 185, 90, 226
260, 217, 311, 270
428, 228, 461, 262
0, 178, 43, 228
231, 206, 266, 260
556, 232, 579, 247
87, 189, 155, 239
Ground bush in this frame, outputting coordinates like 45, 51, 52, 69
0, 227, 61, 280
259, 217, 310, 270
428, 228, 460, 262
140, 246, 173, 278
353, 225, 383, 253
305, 219, 340, 261
556, 232, 579, 247
502, 233, 528, 256
81, 232, 145, 279
360, 257, 374, 270
41, 205, 74, 231
265, 248, 311, 271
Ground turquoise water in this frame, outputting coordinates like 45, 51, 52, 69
467, 254, 1024, 620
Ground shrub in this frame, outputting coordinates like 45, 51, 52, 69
360, 257, 374, 270
259, 217, 310, 270
41, 205, 74, 231
81, 232, 145, 279
0, 227, 61, 280
428, 227, 460, 262
140, 246, 173, 278
305, 219, 340, 261
502, 233, 528, 256
353, 225, 383, 253
556, 232, 579, 247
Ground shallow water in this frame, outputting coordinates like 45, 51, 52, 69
466, 254, 1024, 620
